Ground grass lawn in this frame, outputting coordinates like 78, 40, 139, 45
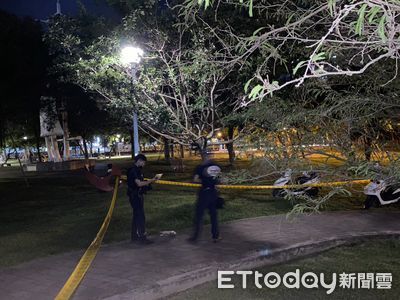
0, 156, 381, 267
168, 239, 400, 300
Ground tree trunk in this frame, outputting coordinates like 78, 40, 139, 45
199, 139, 208, 160
170, 143, 175, 158
180, 144, 184, 159
89, 141, 93, 157
364, 136, 373, 161
15, 149, 29, 187
277, 134, 289, 159
61, 109, 70, 160
10, 135, 29, 187
163, 137, 170, 161
2, 149, 7, 163
227, 126, 235, 165
200, 149, 207, 160
34, 126, 42, 162
82, 137, 89, 160
296, 131, 306, 159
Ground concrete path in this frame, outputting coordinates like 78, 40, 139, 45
1, 211, 400, 300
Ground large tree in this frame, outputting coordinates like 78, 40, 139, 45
188, 0, 399, 104
45, 3, 246, 156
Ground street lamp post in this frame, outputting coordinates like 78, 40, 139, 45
120, 46, 144, 157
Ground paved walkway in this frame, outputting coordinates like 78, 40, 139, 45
1, 211, 400, 300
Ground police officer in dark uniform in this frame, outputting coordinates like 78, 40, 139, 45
188, 154, 222, 243
127, 154, 159, 244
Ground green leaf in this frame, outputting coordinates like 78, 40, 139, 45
249, 84, 263, 100
198, 0, 210, 9
349, 21, 357, 28
285, 13, 295, 26
269, 81, 279, 97
249, 0, 253, 17
244, 78, 253, 93
355, 4, 367, 36
367, 6, 381, 24
252, 27, 266, 36
328, 0, 336, 16
378, 15, 387, 42
293, 60, 307, 75
311, 52, 325, 62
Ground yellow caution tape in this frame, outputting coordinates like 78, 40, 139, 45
55, 177, 120, 300
55, 174, 369, 300
121, 176, 370, 190
154, 179, 370, 189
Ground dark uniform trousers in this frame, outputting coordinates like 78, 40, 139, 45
129, 192, 146, 239
192, 188, 219, 240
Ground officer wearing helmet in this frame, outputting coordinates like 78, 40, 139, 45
188, 152, 222, 243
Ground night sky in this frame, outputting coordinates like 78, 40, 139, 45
0, 0, 120, 20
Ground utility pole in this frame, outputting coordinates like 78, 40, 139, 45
120, 46, 144, 158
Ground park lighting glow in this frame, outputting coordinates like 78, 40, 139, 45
116, 134, 121, 138
23, 136, 28, 140
217, 132, 223, 138
120, 45, 143, 157
120, 46, 144, 65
